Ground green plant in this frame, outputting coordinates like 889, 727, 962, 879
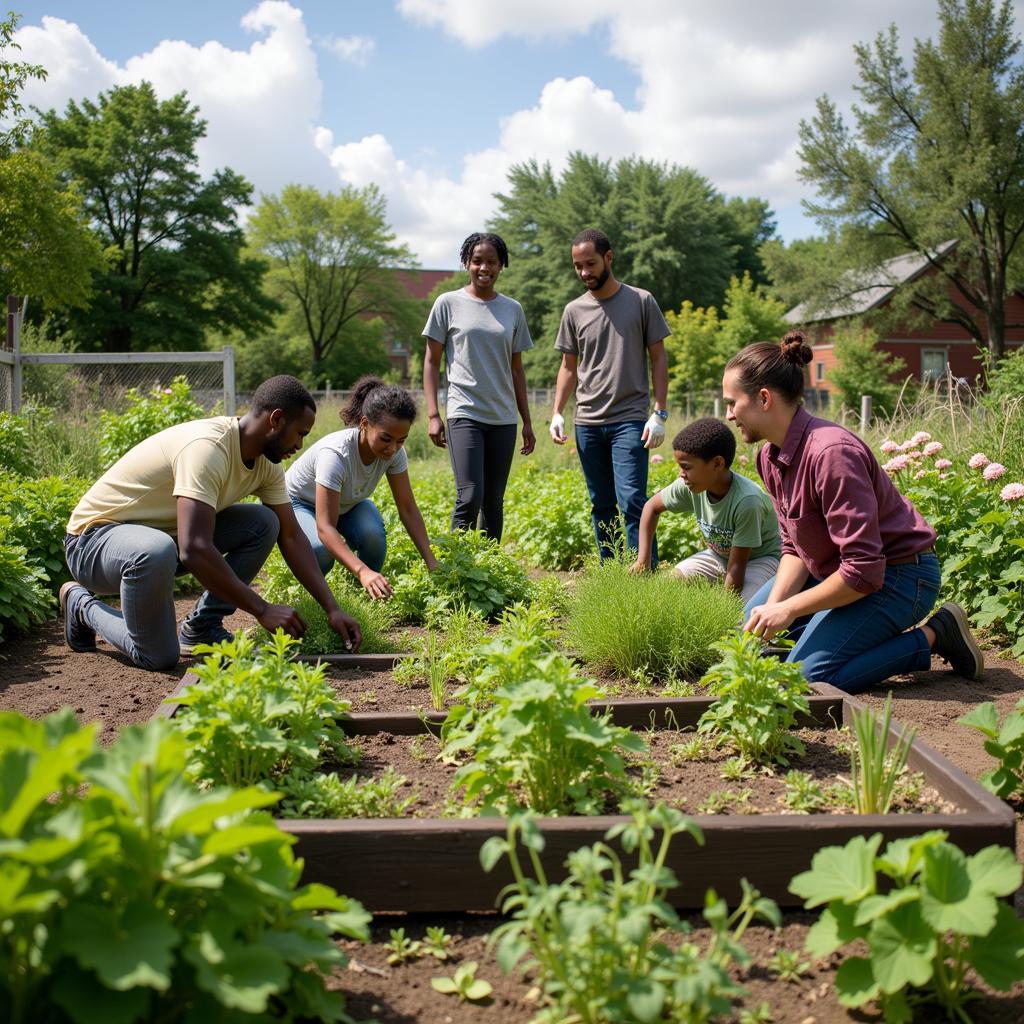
423, 926, 454, 961
781, 770, 827, 813
385, 927, 422, 965
566, 558, 743, 680
768, 948, 810, 983
721, 756, 755, 781
430, 961, 493, 1003
697, 788, 753, 815
958, 700, 1024, 800
172, 630, 358, 789
737, 1004, 773, 1024
0, 709, 370, 1024
848, 693, 916, 814
502, 465, 594, 570
0, 411, 36, 475
277, 766, 416, 819
697, 632, 812, 767
98, 376, 207, 468
669, 736, 706, 763
0, 516, 53, 642
790, 831, 1024, 1022
442, 647, 646, 815
483, 800, 780, 1023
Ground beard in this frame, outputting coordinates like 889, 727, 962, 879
585, 266, 610, 291
262, 433, 290, 464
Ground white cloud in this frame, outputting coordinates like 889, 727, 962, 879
320, 33, 375, 66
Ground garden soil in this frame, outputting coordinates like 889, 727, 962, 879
3, 607, 1024, 1022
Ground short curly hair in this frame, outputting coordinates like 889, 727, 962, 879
251, 375, 316, 418
671, 417, 736, 466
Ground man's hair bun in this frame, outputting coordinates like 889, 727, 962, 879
780, 330, 813, 367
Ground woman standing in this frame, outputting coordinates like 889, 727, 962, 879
723, 330, 983, 693
422, 232, 534, 541
285, 377, 437, 599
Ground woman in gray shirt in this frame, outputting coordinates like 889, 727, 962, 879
285, 377, 437, 599
422, 232, 534, 541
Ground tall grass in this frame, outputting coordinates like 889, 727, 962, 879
565, 557, 744, 681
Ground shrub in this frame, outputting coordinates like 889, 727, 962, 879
0, 516, 53, 642
0, 411, 35, 475
0, 708, 370, 1024
502, 466, 594, 570
958, 700, 1024, 800
99, 376, 206, 468
565, 558, 743, 680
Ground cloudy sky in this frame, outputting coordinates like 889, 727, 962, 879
14, 1, 1019, 268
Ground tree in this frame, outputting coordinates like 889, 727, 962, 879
827, 324, 908, 416
797, 0, 1024, 362
34, 82, 276, 351
0, 13, 101, 308
489, 152, 777, 385
248, 184, 417, 384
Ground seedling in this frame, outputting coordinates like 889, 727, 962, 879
423, 925, 454, 961
848, 692, 915, 814
430, 961, 492, 1003
722, 756, 756, 781
698, 787, 752, 814
738, 1003, 773, 1024
768, 948, 811, 983
670, 736, 706, 763
385, 927, 422, 965
781, 770, 826, 813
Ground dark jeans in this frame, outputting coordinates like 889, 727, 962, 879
447, 417, 518, 541
743, 552, 941, 694
574, 419, 654, 563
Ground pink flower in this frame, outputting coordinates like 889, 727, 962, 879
939, 473, 949, 480
880, 440, 900, 453
923, 441, 943, 457
163, 388, 173, 395
904, 450, 924, 461
968, 452, 990, 469
983, 462, 1007, 481
738, 454, 749, 465
650, 454, 664, 464
914, 469, 927, 479
935, 458, 952, 470
910, 431, 932, 445
1000, 482, 1024, 501
883, 455, 911, 473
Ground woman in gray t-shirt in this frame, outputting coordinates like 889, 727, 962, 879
422, 232, 534, 541
285, 377, 437, 599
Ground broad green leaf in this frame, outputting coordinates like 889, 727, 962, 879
464, 979, 492, 1000
805, 902, 865, 957
170, 787, 281, 834
431, 977, 457, 994
834, 956, 879, 1007
869, 902, 937, 994
202, 824, 285, 856
853, 887, 919, 926
789, 834, 881, 908
956, 703, 999, 737
965, 903, 1024, 991
191, 939, 289, 1013
51, 967, 150, 1024
920, 844, 998, 936
626, 978, 666, 1022
966, 845, 1022, 899
876, 832, 947, 882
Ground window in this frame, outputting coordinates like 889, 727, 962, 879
921, 348, 947, 383
815, 361, 824, 382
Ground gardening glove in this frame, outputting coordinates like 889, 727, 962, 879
642, 413, 666, 450
549, 412, 567, 444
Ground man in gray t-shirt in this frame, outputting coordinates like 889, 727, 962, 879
550, 228, 670, 562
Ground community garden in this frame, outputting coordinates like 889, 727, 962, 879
4, 367, 1024, 1023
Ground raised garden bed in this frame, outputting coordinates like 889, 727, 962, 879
155, 679, 1015, 912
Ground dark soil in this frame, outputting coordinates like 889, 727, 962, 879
3, 608, 1024, 1022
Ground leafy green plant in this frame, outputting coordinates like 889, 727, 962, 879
386, 928, 422, 965
483, 800, 780, 1024
0, 516, 53, 642
848, 693, 916, 814
172, 630, 358, 789
0, 411, 37, 475
0, 708, 370, 1024
430, 961, 493, 1003
669, 736, 706, 763
781, 770, 827, 813
697, 632, 812, 767
277, 766, 416, 819
697, 788, 753, 815
565, 558, 743, 681
442, 648, 646, 815
502, 465, 594, 570
790, 831, 1024, 1023
768, 948, 810, 983
423, 926, 454, 961
958, 700, 1024, 800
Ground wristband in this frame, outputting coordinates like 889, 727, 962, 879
654, 409, 669, 421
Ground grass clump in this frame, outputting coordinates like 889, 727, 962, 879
564, 558, 743, 681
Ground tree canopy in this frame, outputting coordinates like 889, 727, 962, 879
248, 184, 419, 384
796, 0, 1024, 362
488, 152, 777, 384
34, 82, 276, 351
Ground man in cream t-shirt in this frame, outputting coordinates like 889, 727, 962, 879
61, 375, 361, 670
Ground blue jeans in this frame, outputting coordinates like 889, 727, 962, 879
291, 497, 386, 576
64, 503, 280, 671
743, 553, 941, 694
574, 420, 654, 563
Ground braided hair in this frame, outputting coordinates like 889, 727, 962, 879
460, 232, 509, 268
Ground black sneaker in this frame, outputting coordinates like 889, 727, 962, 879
59, 581, 96, 653
927, 602, 984, 680
178, 623, 234, 656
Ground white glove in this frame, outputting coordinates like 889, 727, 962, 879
642, 413, 666, 450
549, 412, 567, 443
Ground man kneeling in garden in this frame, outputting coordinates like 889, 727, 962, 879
61, 375, 362, 670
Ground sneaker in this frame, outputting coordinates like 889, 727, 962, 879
926, 601, 984, 680
59, 581, 96, 653
178, 623, 234, 656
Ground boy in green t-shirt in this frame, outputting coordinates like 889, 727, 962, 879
631, 417, 781, 602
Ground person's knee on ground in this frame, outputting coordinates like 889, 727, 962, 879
122, 538, 180, 670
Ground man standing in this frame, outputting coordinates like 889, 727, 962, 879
550, 228, 670, 561
61, 375, 362, 670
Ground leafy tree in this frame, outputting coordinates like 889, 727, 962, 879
248, 184, 417, 384
0, 13, 100, 308
34, 82, 276, 351
797, 0, 1024, 362
827, 323, 908, 416
490, 152, 777, 385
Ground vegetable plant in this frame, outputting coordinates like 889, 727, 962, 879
848, 692, 916, 814
0, 517, 53, 641
430, 962, 493, 1003
423, 926, 454, 961
277, 766, 416, 819
697, 632, 812, 767
958, 699, 1024, 800
0, 709, 370, 1024
790, 831, 1024, 1022
483, 799, 780, 1024
386, 928, 421, 965
768, 948, 810, 983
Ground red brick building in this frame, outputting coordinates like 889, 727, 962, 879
785, 244, 1024, 398
385, 268, 455, 380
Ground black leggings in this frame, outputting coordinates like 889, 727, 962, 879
446, 417, 518, 541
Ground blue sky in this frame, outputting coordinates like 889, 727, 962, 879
14, 1, 1014, 269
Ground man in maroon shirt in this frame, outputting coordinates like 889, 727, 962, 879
721, 331, 983, 693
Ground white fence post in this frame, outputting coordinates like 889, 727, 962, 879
8, 296, 23, 414
713, 397, 722, 418
223, 345, 236, 415
859, 394, 872, 435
